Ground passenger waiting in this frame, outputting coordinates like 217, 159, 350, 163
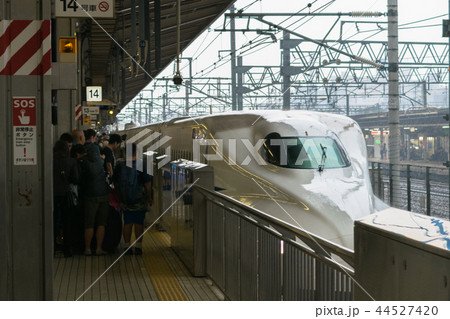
114, 143, 153, 255
85, 129, 102, 157
53, 140, 78, 257
102, 133, 122, 179
72, 129, 85, 145
79, 142, 111, 256
59, 132, 74, 151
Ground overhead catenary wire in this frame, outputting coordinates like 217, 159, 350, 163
125, 0, 345, 120
123, 0, 267, 114
191, 0, 333, 79
123, 1, 445, 124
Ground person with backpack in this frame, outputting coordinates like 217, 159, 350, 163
113, 143, 152, 255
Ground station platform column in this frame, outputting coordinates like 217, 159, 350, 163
0, 0, 54, 300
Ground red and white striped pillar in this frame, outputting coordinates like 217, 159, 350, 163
0, 20, 51, 76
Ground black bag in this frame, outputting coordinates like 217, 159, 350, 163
67, 185, 79, 208
71, 201, 85, 254
102, 205, 123, 253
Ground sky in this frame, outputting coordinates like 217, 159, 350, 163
118, 0, 450, 125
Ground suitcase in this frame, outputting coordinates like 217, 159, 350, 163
102, 205, 123, 253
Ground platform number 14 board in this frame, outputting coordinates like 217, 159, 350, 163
55, 0, 114, 18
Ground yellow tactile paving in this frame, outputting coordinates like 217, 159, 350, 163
142, 231, 189, 301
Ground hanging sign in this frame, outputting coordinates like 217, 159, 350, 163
86, 86, 102, 102
82, 106, 100, 115
13, 97, 37, 166
55, 0, 114, 18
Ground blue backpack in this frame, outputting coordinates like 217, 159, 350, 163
118, 163, 146, 206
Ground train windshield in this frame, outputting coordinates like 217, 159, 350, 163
264, 136, 350, 169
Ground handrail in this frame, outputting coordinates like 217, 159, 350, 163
369, 159, 448, 171
194, 184, 355, 270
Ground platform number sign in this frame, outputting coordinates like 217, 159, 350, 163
60, 0, 79, 12
55, 0, 114, 18
86, 86, 102, 102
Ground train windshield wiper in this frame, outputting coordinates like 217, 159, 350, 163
318, 143, 327, 172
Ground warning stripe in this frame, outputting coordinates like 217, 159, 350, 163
0, 20, 51, 76
75, 104, 82, 120
0, 20, 33, 56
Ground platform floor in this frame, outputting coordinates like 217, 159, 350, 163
53, 230, 220, 301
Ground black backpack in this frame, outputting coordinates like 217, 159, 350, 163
117, 163, 147, 206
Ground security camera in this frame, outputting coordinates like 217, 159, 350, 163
173, 73, 183, 85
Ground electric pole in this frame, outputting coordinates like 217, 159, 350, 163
230, 5, 237, 111
388, 0, 401, 207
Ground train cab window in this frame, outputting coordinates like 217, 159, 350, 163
263, 134, 350, 169
263, 133, 282, 165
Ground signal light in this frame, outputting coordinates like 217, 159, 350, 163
109, 110, 114, 115
59, 37, 77, 54
173, 72, 183, 85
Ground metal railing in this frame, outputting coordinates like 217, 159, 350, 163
369, 161, 450, 220
194, 185, 355, 301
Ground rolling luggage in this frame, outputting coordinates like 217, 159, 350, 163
102, 205, 123, 253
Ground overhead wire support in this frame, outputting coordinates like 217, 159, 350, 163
173, 0, 183, 85
254, 17, 384, 70
224, 12, 385, 18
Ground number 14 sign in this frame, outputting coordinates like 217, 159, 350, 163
55, 0, 114, 18
86, 86, 102, 102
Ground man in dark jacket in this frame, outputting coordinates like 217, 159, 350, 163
80, 143, 110, 255
102, 133, 122, 178
53, 140, 78, 257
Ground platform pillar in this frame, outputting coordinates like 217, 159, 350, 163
0, 0, 53, 300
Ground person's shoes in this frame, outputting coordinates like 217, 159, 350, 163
63, 248, 73, 258
124, 247, 134, 255
84, 249, 92, 256
95, 249, 108, 256
134, 248, 142, 255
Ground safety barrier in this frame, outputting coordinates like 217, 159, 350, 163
194, 186, 355, 301
160, 160, 449, 300
369, 161, 449, 219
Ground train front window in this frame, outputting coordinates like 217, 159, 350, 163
264, 136, 350, 169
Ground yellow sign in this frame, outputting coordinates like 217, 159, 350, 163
83, 117, 90, 124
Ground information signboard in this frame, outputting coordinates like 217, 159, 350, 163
82, 106, 100, 115
13, 97, 37, 166
55, 0, 114, 19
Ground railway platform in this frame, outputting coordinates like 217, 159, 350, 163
53, 230, 220, 301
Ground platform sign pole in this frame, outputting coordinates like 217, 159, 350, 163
0, 0, 53, 300
447, 0, 450, 219
230, 5, 237, 111
387, 0, 401, 208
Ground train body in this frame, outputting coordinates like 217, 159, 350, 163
120, 110, 383, 249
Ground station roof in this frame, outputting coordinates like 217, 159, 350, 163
80, 0, 235, 110
352, 108, 448, 128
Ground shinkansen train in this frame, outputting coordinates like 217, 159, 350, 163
120, 111, 386, 249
